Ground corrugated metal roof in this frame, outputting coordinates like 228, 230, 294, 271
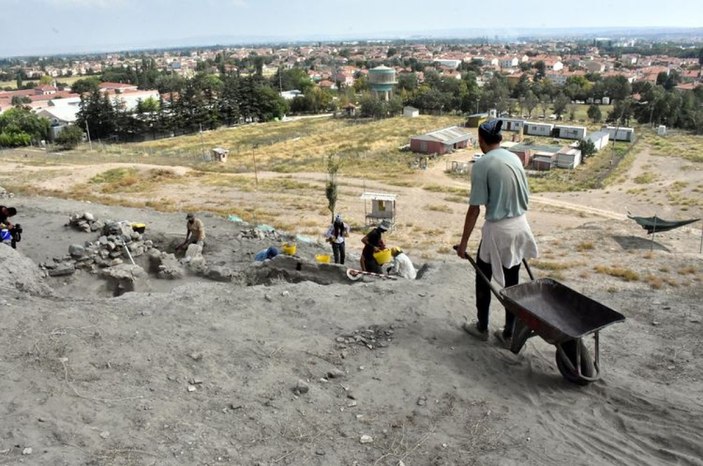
360, 192, 397, 202
37, 106, 78, 123
411, 126, 472, 145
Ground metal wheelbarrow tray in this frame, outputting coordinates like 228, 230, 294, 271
458, 247, 626, 385
500, 278, 625, 345
500, 278, 625, 385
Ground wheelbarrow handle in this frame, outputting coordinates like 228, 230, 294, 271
453, 246, 535, 300
454, 245, 505, 303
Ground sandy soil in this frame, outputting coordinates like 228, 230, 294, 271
1, 143, 702, 465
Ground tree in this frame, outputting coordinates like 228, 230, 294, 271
353, 75, 369, 93
539, 94, 551, 117
533, 60, 546, 80
70, 77, 101, 95
76, 89, 117, 139
577, 139, 597, 162
0, 107, 50, 146
587, 104, 602, 123
136, 96, 160, 114
608, 97, 635, 126
39, 75, 54, 85
479, 75, 510, 115
325, 154, 341, 222
54, 125, 84, 150
397, 73, 418, 92
10, 95, 31, 106
524, 90, 539, 117
552, 93, 570, 120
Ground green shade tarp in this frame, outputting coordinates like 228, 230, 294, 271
628, 215, 700, 234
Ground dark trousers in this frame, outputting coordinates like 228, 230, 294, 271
475, 246, 521, 337
332, 242, 345, 264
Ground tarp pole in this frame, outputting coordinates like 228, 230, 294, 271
699, 221, 702, 254
650, 215, 657, 251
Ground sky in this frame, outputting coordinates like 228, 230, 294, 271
0, 0, 702, 57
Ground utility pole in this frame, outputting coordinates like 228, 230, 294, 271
252, 144, 259, 189
199, 123, 205, 160
85, 120, 92, 151
278, 66, 283, 93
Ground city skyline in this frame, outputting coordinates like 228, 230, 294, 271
1, 0, 702, 57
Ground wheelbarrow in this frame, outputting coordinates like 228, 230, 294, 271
459, 249, 625, 385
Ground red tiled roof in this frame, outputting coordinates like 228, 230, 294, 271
99, 82, 138, 89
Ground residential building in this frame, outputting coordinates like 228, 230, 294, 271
524, 122, 554, 137
585, 131, 608, 151
605, 126, 635, 142
556, 146, 582, 169
554, 125, 588, 140
410, 126, 473, 155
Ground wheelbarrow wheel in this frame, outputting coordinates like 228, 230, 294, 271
555, 339, 595, 386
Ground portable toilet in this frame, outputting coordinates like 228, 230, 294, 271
657, 125, 667, 136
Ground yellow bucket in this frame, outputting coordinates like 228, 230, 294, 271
373, 248, 392, 265
281, 242, 297, 255
315, 254, 331, 264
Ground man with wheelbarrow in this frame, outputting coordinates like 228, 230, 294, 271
456, 119, 538, 346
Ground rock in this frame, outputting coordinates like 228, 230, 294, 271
187, 255, 207, 274
22, 447, 32, 455
327, 368, 345, 379
83, 212, 95, 222
154, 252, 183, 280
651, 321, 660, 326
315, 450, 326, 456
293, 380, 309, 395
101, 263, 146, 280
347, 400, 357, 408
206, 266, 233, 282
128, 241, 144, 252
99, 431, 110, 439
98, 236, 109, 245
417, 396, 427, 407
360, 435, 373, 444
48, 263, 75, 277
187, 385, 197, 392
42, 259, 57, 270
100, 264, 147, 294
69, 244, 86, 258
690, 318, 701, 323
185, 243, 203, 258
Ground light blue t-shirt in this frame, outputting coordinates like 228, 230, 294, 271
469, 147, 530, 221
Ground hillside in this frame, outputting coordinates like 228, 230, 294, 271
1, 117, 702, 464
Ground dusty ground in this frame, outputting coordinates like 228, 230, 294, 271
1, 134, 702, 465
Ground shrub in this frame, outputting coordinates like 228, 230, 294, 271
54, 125, 84, 150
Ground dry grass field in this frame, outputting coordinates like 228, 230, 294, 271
1, 116, 701, 267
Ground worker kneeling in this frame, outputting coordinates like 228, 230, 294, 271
387, 247, 416, 280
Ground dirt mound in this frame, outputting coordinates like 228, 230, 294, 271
0, 245, 51, 296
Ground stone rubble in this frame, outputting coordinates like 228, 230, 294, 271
0, 186, 14, 199
42, 214, 158, 279
42, 213, 240, 287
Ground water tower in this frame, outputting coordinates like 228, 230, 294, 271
368, 65, 396, 101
